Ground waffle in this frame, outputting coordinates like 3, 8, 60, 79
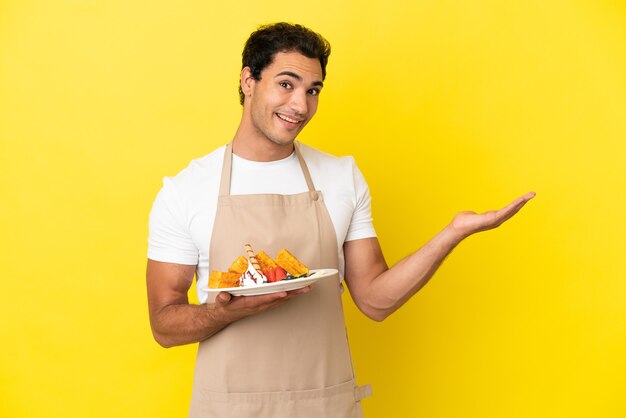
208, 271, 241, 288
275, 249, 309, 277
228, 256, 248, 274
256, 251, 278, 271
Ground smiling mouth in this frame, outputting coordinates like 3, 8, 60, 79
276, 113, 304, 125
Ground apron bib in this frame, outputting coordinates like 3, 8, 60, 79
189, 142, 371, 417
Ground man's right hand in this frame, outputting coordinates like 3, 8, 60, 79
210, 286, 311, 325
146, 259, 311, 348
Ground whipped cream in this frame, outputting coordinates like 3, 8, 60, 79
239, 260, 268, 287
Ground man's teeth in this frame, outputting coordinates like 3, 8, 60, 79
277, 114, 301, 123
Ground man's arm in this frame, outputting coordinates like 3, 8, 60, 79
146, 260, 310, 347
343, 192, 535, 322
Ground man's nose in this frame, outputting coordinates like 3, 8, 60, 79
288, 90, 307, 115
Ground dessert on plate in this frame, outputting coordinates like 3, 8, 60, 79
208, 244, 309, 289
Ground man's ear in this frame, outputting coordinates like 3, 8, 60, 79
240, 67, 255, 98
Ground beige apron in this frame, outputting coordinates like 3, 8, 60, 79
189, 141, 371, 417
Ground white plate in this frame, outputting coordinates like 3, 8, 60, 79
203, 269, 338, 298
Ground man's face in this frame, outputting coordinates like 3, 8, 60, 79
245, 51, 324, 147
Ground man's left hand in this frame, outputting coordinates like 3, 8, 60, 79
449, 191, 536, 240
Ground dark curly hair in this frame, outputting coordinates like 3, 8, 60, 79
239, 22, 331, 105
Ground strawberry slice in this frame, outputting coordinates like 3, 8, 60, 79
274, 266, 287, 282
262, 268, 276, 282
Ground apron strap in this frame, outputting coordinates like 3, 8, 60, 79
294, 141, 316, 193
219, 142, 234, 196
219, 141, 316, 196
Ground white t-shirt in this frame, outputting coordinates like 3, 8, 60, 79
148, 142, 376, 302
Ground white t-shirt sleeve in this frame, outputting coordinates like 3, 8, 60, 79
148, 177, 199, 265
344, 157, 377, 242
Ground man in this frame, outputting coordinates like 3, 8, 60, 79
147, 22, 534, 417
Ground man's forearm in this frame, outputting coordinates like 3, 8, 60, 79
364, 225, 464, 320
149, 288, 311, 348
151, 302, 229, 348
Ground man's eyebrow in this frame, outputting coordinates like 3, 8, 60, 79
275, 71, 324, 88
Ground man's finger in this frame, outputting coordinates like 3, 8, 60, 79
216, 292, 232, 305
288, 285, 312, 295
497, 192, 536, 218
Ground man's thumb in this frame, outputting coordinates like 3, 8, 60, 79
216, 292, 232, 305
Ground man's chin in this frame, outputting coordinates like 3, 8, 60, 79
266, 136, 298, 147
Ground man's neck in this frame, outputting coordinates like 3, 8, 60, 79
231, 125, 295, 162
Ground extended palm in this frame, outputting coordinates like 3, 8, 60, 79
450, 192, 536, 238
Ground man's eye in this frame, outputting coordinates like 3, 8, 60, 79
308, 89, 320, 96
279, 81, 292, 89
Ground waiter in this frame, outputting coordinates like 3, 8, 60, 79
146, 22, 535, 417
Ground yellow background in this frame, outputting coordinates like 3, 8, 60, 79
2, 0, 625, 416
